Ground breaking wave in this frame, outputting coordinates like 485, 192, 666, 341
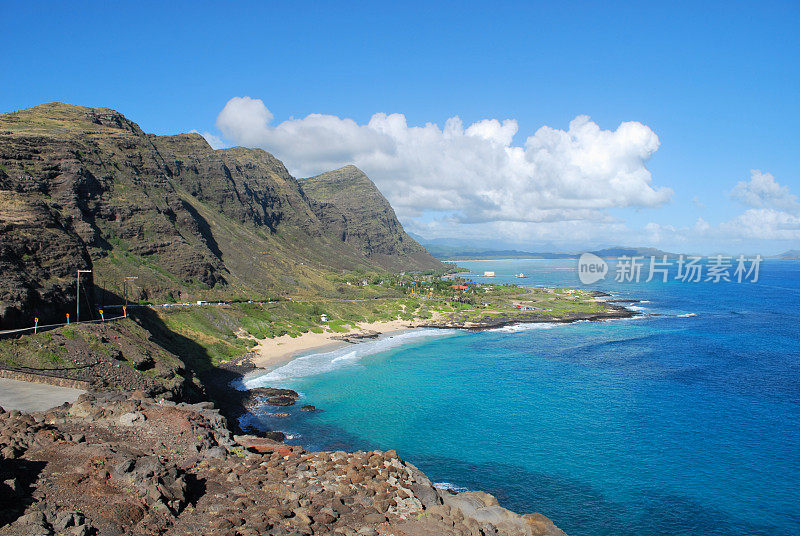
243, 328, 456, 387
488, 322, 560, 333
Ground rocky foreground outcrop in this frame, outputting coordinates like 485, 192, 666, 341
0, 391, 565, 536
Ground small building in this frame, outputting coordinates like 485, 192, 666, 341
320, 314, 329, 322
451, 284, 469, 291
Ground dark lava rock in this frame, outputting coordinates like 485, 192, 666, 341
266, 396, 296, 406
262, 431, 286, 442
132, 353, 155, 371
0, 387, 567, 536
242, 387, 299, 410
242, 387, 300, 410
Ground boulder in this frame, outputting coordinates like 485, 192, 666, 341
203, 446, 227, 459
131, 353, 155, 371
441, 490, 545, 535
265, 396, 296, 406
523, 513, 569, 536
241, 387, 299, 410
119, 412, 145, 425
234, 435, 292, 455
411, 482, 441, 509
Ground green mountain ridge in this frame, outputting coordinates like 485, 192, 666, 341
302, 165, 437, 270
0, 102, 441, 328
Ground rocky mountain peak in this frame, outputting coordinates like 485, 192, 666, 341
301, 166, 438, 269
0, 103, 442, 328
1, 102, 144, 136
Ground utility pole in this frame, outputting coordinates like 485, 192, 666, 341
76, 269, 92, 322
124, 276, 138, 307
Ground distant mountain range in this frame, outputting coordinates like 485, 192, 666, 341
409, 236, 679, 260
416, 237, 800, 261
774, 250, 800, 260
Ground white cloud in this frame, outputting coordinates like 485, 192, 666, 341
214, 97, 672, 225
719, 208, 800, 240
190, 129, 227, 150
407, 217, 629, 245
719, 171, 800, 241
730, 170, 799, 211
644, 173, 800, 246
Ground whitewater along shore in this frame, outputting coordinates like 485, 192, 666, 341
0, 301, 638, 536
249, 319, 420, 369
218, 299, 639, 436
245, 301, 639, 371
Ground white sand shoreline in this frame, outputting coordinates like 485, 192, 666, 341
249, 319, 423, 370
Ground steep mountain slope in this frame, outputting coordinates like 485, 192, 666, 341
302, 165, 439, 270
0, 103, 441, 328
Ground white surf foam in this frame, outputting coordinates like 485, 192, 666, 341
434, 482, 470, 493
331, 351, 359, 364
488, 322, 559, 333
677, 313, 697, 317
243, 328, 456, 387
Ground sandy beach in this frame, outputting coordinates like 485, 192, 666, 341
250, 319, 418, 369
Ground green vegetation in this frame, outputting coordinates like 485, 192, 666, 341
0, 104, 619, 384
147, 274, 612, 366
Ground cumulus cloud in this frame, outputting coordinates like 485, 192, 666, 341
214, 97, 672, 225
644, 173, 800, 246
720, 171, 800, 241
641, 218, 712, 246
719, 208, 800, 240
730, 170, 799, 211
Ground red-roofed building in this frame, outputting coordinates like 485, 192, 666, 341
451, 284, 469, 290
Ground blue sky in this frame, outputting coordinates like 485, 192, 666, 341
2, 1, 799, 254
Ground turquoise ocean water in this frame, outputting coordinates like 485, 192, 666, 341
243, 259, 800, 536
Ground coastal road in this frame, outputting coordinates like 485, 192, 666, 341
0, 378, 85, 412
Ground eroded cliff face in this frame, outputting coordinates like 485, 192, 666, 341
0, 191, 92, 327
0, 103, 442, 328
302, 165, 441, 270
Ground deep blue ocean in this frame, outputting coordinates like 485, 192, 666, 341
243, 259, 800, 536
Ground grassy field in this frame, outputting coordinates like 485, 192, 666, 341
0, 276, 614, 372
150, 284, 610, 365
